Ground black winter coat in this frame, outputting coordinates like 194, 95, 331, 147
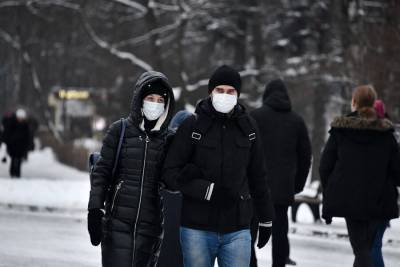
320, 112, 400, 221
163, 98, 274, 234
88, 71, 175, 267
250, 80, 312, 205
2, 115, 31, 158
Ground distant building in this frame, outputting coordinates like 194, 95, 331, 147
48, 87, 107, 139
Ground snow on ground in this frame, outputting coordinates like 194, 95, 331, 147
0, 146, 88, 181
0, 208, 100, 267
0, 145, 399, 266
1, 208, 399, 267
0, 145, 89, 210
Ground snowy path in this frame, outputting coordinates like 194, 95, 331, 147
0, 209, 100, 267
0, 146, 399, 266
0, 208, 399, 267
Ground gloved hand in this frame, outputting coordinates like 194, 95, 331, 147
257, 223, 272, 248
324, 216, 332, 225
210, 186, 238, 209
87, 208, 104, 246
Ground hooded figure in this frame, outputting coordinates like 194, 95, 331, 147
250, 79, 312, 267
88, 71, 175, 267
251, 79, 311, 205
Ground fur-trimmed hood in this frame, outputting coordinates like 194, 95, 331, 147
330, 116, 394, 132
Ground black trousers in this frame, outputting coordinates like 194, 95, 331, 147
250, 205, 290, 267
250, 216, 259, 267
10, 157, 22, 178
272, 205, 290, 267
345, 218, 380, 267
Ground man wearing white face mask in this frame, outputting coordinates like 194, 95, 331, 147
163, 65, 274, 267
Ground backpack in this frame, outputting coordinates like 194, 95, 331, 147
89, 118, 127, 184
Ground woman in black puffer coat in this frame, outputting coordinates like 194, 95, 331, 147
88, 71, 175, 267
320, 85, 400, 267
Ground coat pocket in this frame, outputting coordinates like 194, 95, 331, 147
237, 193, 253, 226
111, 180, 124, 215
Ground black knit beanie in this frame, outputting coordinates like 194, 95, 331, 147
208, 65, 241, 95
142, 80, 169, 99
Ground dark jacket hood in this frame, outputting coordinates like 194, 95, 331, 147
263, 79, 292, 111
129, 71, 175, 133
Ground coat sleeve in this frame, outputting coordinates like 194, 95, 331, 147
319, 132, 338, 190
294, 118, 312, 193
389, 135, 400, 186
88, 121, 120, 210
247, 120, 275, 223
162, 116, 214, 201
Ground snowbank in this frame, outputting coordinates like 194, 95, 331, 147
0, 179, 89, 210
0, 146, 90, 210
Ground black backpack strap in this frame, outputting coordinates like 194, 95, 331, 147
191, 113, 213, 142
111, 118, 127, 179
236, 115, 257, 142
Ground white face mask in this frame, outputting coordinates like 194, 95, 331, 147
142, 100, 165, 121
212, 93, 238, 113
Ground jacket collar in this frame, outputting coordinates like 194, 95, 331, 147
331, 113, 394, 132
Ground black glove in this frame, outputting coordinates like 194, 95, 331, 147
210, 186, 238, 209
324, 216, 332, 225
1, 157, 6, 163
88, 208, 104, 246
257, 224, 272, 248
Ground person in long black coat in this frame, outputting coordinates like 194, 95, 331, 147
88, 71, 175, 267
2, 109, 31, 178
320, 85, 400, 267
250, 79, 312, 267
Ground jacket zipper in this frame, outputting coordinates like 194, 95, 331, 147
111, 180, 124, 213
131, 135, 149, 267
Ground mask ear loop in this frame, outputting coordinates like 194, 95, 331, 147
151, 97, 170, 132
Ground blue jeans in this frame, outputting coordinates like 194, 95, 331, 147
371, 221, 389, 267
180, 227, 251, 267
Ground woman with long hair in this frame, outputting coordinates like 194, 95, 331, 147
320, 85, 400, 267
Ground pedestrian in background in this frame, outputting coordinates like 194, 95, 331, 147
163, 65, 274, 267
250, 79, 312, 267
88, 71, 175, 267
320, 85, 400, 267
2, 109, 31, 178
371, 99, 392, 267
158, 110, 192, 267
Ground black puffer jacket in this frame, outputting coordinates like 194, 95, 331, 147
163, 98, 274, 233
88, 71, 175, 267
250, 80, 312, 205
320, 112, 400, 221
